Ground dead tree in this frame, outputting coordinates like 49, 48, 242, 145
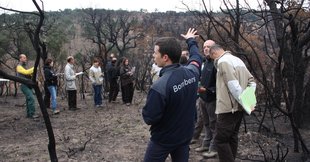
264, 0, 310, 153
192, 0, 309, 155
0, 0, 58, 161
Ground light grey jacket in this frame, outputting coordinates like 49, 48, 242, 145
215, 51, 256, 114
64, 63, 77, 90
89, 65, 103, 85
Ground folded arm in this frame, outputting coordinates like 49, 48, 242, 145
16, 65, 34, 76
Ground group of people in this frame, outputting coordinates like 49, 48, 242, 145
106, 54, 135, 106
16, 53, 135, 117
17, 55, 82, 117
142, 28, 256, 162
16, 27, 256, 162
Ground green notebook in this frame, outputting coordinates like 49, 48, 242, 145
239, 87, 256, 115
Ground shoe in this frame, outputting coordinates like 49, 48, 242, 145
53, 109, 60, 114
126, 103, 130, 106
32, 114, 39, 118
27, 114, 39, 119
202, 150, 217, 158
69, 107, 77, 111
195, 147, 208, 152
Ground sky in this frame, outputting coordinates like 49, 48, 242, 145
0, 0, 262, 13
0, 0, 207, 12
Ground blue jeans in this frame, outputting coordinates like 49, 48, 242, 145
47, 86, 57, 111
93, 84, 102, 106
143, 140, 189, 162
20, 84, 35, 117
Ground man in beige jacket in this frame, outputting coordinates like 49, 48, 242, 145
209, 44, 256, 162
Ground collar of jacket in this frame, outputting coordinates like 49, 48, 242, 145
214, 51, 231, 68
159, 63, 180, 77
19, 62, 27, 66
67, 63, 74, 68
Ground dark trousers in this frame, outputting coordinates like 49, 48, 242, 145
67, 90, 77, 109
21, 84, 35, 117
215, 111, 243, 162
192, 100, 203, 140
44, 84, 50, 108
200, 99, 217, 151
143, 140, 189, 162
109, 80, 119, 102
121, 82, 134, 104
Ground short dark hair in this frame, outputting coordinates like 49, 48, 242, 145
45, 58, 53, 66
93, 58, 99, 63
67, 56, 74, 62
179, 55, 188, 65
155, 37, 181, 64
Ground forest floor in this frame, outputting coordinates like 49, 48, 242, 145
0, 91, 309, 162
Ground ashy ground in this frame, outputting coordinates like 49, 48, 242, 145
0, 91, 308, 162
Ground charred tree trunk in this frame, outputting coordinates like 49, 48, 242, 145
33, 85, 58, 161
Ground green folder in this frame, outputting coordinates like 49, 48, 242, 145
238, 87, 256, 115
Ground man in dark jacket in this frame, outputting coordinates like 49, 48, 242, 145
142, 28, 202, 162
195, 40, 218, 158
107, 57, 119, 103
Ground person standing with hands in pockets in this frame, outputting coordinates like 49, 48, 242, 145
142, 28, 202, 162
89, 58, 104, 107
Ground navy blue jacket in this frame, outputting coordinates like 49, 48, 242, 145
199, 58, 216, 102
142, 38, 202, 148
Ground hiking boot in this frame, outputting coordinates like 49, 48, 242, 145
195, 146, 208, 152
202, 150, 217, 158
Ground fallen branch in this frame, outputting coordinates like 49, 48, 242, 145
64, 137, 92, 158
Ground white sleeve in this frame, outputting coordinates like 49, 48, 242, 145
227, 80, 243, 101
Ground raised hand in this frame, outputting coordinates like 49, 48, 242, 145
180, 28, 199, 40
